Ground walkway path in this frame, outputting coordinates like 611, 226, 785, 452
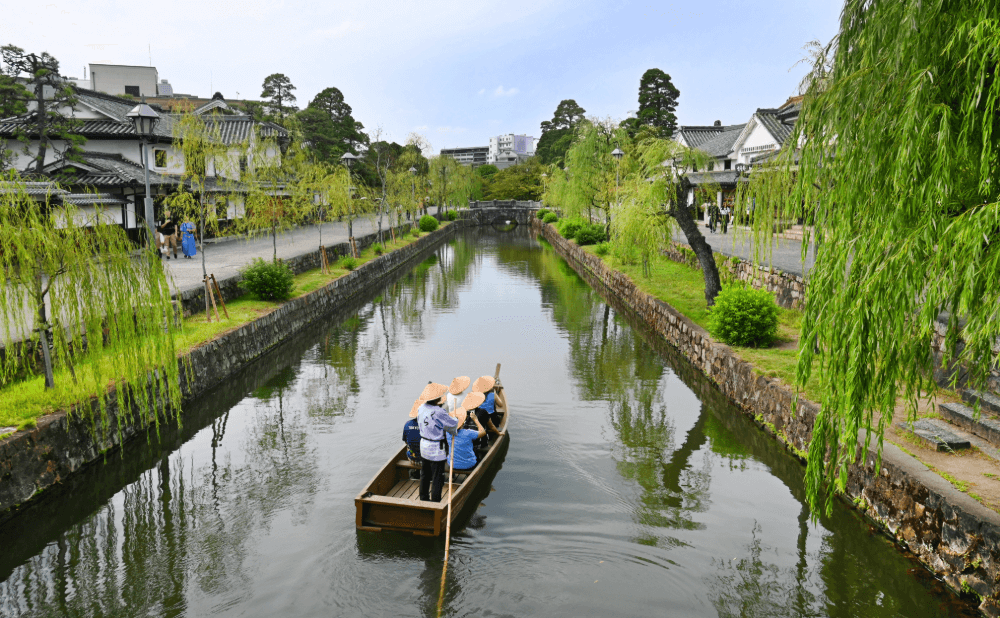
672, 224, 816, 277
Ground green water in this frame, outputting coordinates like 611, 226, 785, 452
0, 227, 974, 616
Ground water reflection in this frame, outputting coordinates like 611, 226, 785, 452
0, 228, 974, 617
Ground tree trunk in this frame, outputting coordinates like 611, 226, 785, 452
671, 183, 722, 306
272, 220, 277, 262
32, 77, 48, 174
35, 274, 54, 389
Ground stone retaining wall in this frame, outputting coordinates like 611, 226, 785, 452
662, 241, 806, 310
0, 221, 468, 524
536, 219, 1000, 616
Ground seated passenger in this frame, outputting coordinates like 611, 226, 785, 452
446, 376, 470, 416
416, 382, 459, 502
448, 399, 486, 473
403, 399, 424, 480
471, 375, 504, 442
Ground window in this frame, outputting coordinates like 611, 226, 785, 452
708, 161, 715, 171
154, 149, 167, 168
724, 160, 732, 170
124, 85, 140, 97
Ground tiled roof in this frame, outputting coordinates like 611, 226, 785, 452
0, 88, 285, 144
754, 101, 800, 147
50, 153, 181, 187
676, 124, 744, 149
63, 192, 128, 205
0, 181, 69, 197
695, 124, 746, 157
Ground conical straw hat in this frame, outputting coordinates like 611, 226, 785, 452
409, 398, 423, 418
418, 382, 448, 402
471, 375, 495, 393
449, 376, 471, 395
461, 392, 485, 410
453, 407, 469, 426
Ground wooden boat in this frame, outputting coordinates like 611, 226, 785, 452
355, 377, 509, 536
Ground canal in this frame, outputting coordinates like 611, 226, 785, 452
0, 227, 973, 617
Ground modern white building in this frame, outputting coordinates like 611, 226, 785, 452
487, 133, 535, 167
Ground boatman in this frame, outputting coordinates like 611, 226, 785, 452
415, 382, 458, 502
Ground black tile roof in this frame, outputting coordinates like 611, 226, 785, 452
54, 153, 181, 187
63, 192, 128, 205
754, 101, 800, 147
695, 124, 746, 157
686, 170, 741, 186
676, 124, 745, 149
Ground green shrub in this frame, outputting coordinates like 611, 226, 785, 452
419, 214, 440, 232
410, 227, 421, 237
709, 286, 780, 347
557, 217, 584, 239
239, 258, 295, 301
372, 243, 385, 255
594, 242, 610, 256
542, 212, 558, 224
339, 256, 358, 271
575, 224, 607, 246
536, 208, 550, 219
446, 210, 458, 221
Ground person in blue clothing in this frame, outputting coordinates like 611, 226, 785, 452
471, 375, 503, 451
180, 220, 198, 258
448, 399, 486, 473
403, 398, 424, 480
415, 382, 458, 502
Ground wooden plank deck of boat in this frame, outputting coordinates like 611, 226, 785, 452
386, 479, 464, 502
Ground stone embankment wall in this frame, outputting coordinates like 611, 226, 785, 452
0, 221, 468, 524
536, 219, 1000, 616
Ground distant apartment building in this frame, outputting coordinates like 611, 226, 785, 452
440, 146, 489, 167
487, 133, 535, 169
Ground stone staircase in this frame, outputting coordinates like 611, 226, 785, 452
898, 388, 1000, 460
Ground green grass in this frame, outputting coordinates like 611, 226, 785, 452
0, 229, 432, 429
580, 244, 819, 400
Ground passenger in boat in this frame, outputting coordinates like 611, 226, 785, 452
446, 376, 470, 415
471, 375, 504, 446
416, 382, 459, 502
403, 398, 424, 480
448, 396, 486, 473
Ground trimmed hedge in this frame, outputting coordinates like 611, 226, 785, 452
419, 215, 440, 232
239, 258, 295, 301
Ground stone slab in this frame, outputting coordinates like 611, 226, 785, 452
963, 388, 1000, 416
939, 401, 1000, 446
897, 419, 971, 452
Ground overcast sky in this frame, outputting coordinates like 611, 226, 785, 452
2, 0, 842, 153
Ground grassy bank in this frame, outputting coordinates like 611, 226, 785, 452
0, 227, 433, 433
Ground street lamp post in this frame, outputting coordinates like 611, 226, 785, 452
340, 152, 358, 252
126, 101, 161, 251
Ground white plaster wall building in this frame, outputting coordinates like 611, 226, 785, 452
0, 87, 287, 239
487, 133, 535, 166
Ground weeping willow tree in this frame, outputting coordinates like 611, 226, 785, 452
0, 174, 181, 436
233, 131, 314, 262
558, 118, 621, 227
739, 0, 1000, 515
165, 113, 237, 302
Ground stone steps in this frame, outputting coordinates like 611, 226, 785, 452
939, 401, 1000, 446
897, 418, 972, 451
963, 388, 1000, 416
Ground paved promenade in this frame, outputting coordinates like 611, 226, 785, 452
164, 218, 380, 294
672, 224, 816, 277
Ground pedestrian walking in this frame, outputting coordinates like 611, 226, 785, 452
720, 205, 731, 234
709, 203, 718, 233
180, 220, 198, 259
157, 211, 179, 259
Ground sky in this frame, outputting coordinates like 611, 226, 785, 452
1, 0, 843, 154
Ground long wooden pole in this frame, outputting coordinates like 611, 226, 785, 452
437, 362, 501, 617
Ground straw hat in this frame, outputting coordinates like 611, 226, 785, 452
471, 375, 495, 393
449, 376, 471, 395
461, 391, 485, 410
452, 407, 469, 426
409, 398, 423, 418
418, 382, 448, 402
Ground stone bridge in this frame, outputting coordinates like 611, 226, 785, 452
463, 200, 540, 226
